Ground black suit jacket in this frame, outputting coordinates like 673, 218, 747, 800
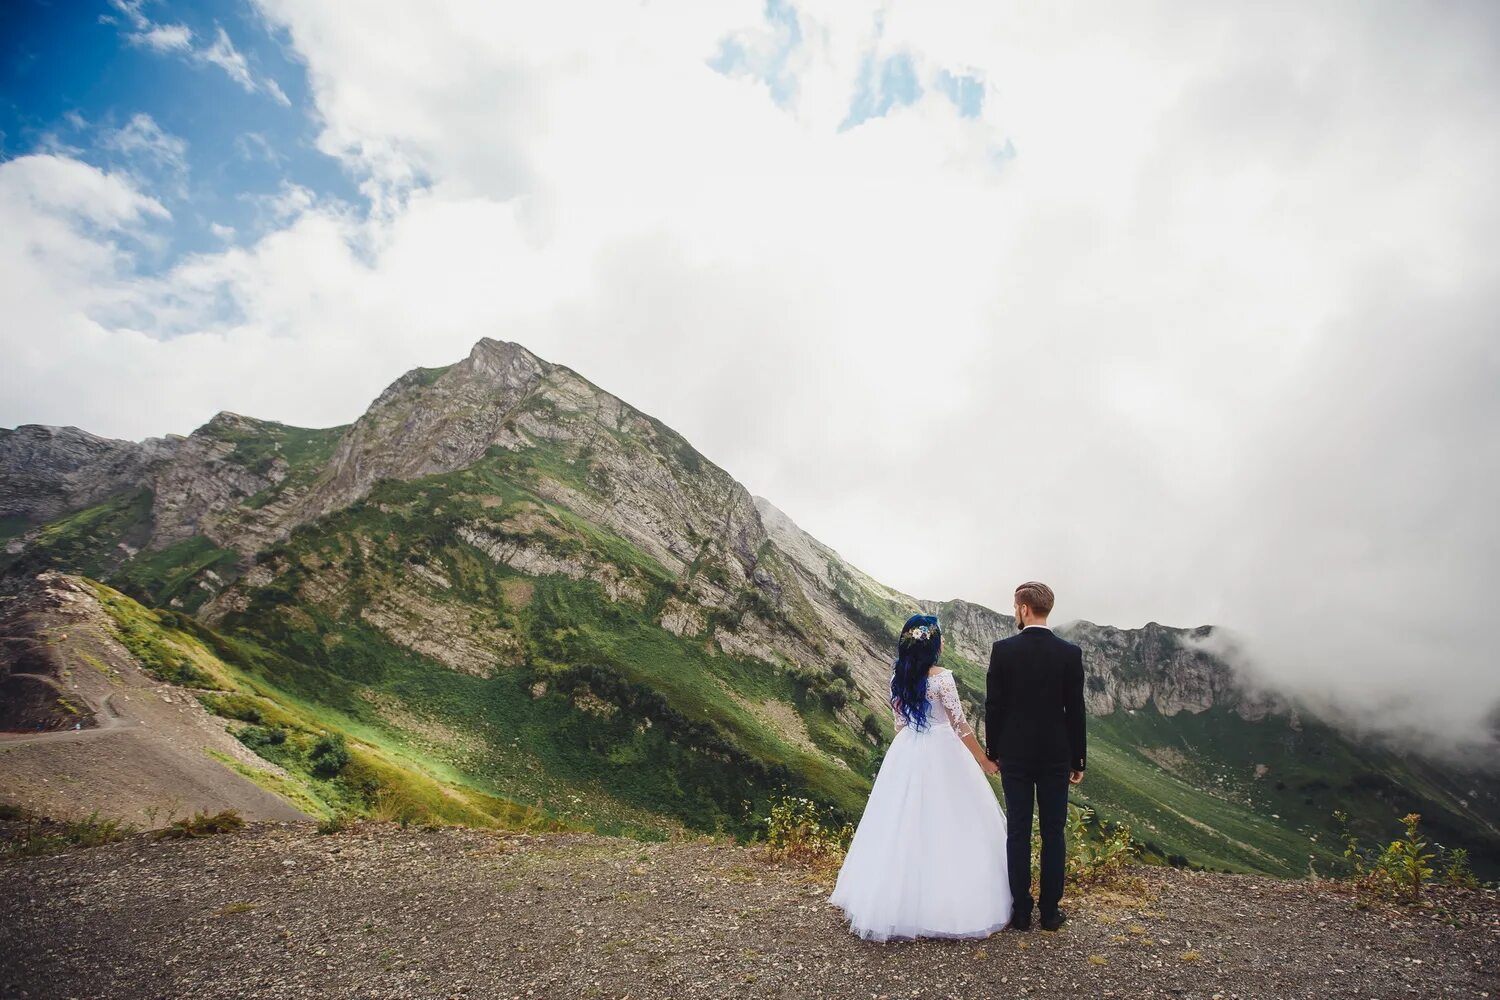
984, 627, 1087, 771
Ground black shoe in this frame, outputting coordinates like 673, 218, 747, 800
1040, 909, 1067, 932
1007, 912, 1032, 931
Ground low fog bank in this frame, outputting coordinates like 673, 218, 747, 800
1185, 628, 1500, 767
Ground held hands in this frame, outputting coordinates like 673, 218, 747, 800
980, 757, 1000, 777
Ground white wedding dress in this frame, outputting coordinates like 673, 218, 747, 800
828, 667, 1013, 941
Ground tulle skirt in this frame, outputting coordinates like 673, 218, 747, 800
828, 720, 1013, 941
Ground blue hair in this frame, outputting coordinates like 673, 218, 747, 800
890, 613, 942, 731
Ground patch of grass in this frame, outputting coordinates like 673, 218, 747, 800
317, 811, 356, 834
159, 809, 246, 839
199, 691, 265, 723
1, 808, 137, 858
205, 749, 326, 819
80, 579, 229, 689
76, 650, 116, 678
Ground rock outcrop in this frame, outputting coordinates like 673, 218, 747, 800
0, 424, 180, 523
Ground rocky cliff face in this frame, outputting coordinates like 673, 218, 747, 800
1, 413, 298, 559
1056, 620, 1294, 721
0, 424, 180, 524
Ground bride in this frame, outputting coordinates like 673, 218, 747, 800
828, 614, 1013, 940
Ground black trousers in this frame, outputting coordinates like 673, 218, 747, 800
999, 759, 1071, 918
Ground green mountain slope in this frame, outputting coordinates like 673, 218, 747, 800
3, 338, 1497, 876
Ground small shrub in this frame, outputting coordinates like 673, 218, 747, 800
1378, 813, 1436, 903
317, 811, 355, 835
1334, 811, 1455, 904
1066, 804, 1141, 887
236, 724, 287, 751
309, 733, 351, 777
754, 794, 852, 881
1442, 847, 1479, 889
159, 809, 245, 839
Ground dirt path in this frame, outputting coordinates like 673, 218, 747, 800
0, 693, 135, 747
1, 823, 1495, 1000
0, 574, 311, 827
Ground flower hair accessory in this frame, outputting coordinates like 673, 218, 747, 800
904, 622, 937, 642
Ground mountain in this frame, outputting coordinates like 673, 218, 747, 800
3, 337, 1498, 875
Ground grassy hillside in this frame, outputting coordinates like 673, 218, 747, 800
74, 577, 566, 833
1076, 709, 1500, 877
5, 342, 1496, 878
193, 446, 876, 840
10, 454, 1500, 876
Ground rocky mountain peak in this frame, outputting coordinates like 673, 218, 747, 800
463, 337, 552, 381
192, 411, 264, 437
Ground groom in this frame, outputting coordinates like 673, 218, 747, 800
984, 581, 1087, 932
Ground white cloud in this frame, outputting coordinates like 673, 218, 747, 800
101, 113, 187, 174
107, 3, 289, 105
198, 26, 291, 106
132, 23, 193, 53
5, 1, 1499, 749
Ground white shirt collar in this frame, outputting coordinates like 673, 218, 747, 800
1021, 623, 1052, 631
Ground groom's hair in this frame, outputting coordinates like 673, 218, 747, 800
1014, 581, 1055, 617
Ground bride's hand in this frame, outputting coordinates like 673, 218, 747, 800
980, 758, 999, 776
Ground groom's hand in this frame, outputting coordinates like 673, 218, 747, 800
1069, 770, 1085, 785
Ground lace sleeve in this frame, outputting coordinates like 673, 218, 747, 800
891, 700, 907, 733
936, 672, 974, 739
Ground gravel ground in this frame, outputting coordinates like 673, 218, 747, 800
1, 822, 1495, 1000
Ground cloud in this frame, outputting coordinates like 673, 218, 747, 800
107, 2, 289, 105
132, 23, 193, 53
5, 1, 1499, 751
106, 1, 190, 52
199, 26, 291, 106
101, 113, 187, 174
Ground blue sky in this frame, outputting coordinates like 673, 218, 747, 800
708, 0, 985, 128
1, 0, 359, 268
3, 0, 989, 278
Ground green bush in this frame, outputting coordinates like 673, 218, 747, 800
310, 733, 351, 777
1064, 803, 1141, 886
317, 811, 356, 835
1443, 847, 1479, 889
236, 724, 287, 751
